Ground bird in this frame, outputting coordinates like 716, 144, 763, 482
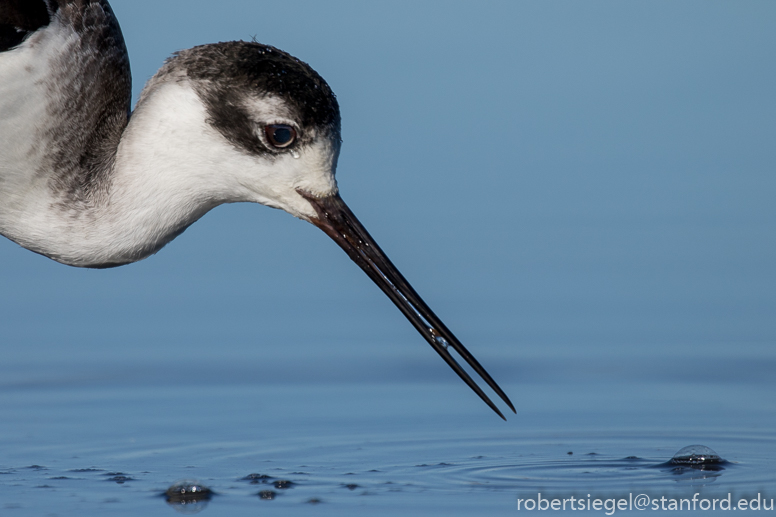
0, 0, 515, 418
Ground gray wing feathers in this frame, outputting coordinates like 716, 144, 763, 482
30, 0, 132, 205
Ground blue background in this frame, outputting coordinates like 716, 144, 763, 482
1, 0, 774, 414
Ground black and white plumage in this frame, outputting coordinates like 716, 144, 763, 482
0, 0, 515, 418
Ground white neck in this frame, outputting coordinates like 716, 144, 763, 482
1, 14, 340, 267
1, 79, 262, 267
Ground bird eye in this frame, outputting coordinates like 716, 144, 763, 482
264, 124, 297, 149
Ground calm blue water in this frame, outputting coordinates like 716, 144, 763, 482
1, 339, 774, 515
1, 1, 775, 515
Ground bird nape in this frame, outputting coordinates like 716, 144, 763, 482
0, 0, 515, 418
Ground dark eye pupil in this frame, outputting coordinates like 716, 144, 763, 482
265, 124, 296, 148
273, 127, 292, 144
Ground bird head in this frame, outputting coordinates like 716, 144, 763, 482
134, 41, 513, 418
160, 41, 342, 220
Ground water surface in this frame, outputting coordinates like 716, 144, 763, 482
2, 341, 773, 515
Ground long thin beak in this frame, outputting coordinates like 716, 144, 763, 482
299, 190, 515, 420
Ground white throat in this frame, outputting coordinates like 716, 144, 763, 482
0, 12, 340, 268
1, 77, 337, 267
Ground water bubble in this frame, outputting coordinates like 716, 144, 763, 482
273, 479, 295, 489
104, 472, 133, 484
258, 489, 277, 500
671, 445, 723, 466
165, 479, 212, 501
242, 473, 272, 484
165, 480, 212, 513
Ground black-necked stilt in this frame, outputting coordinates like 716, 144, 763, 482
0, 0, 514, 418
